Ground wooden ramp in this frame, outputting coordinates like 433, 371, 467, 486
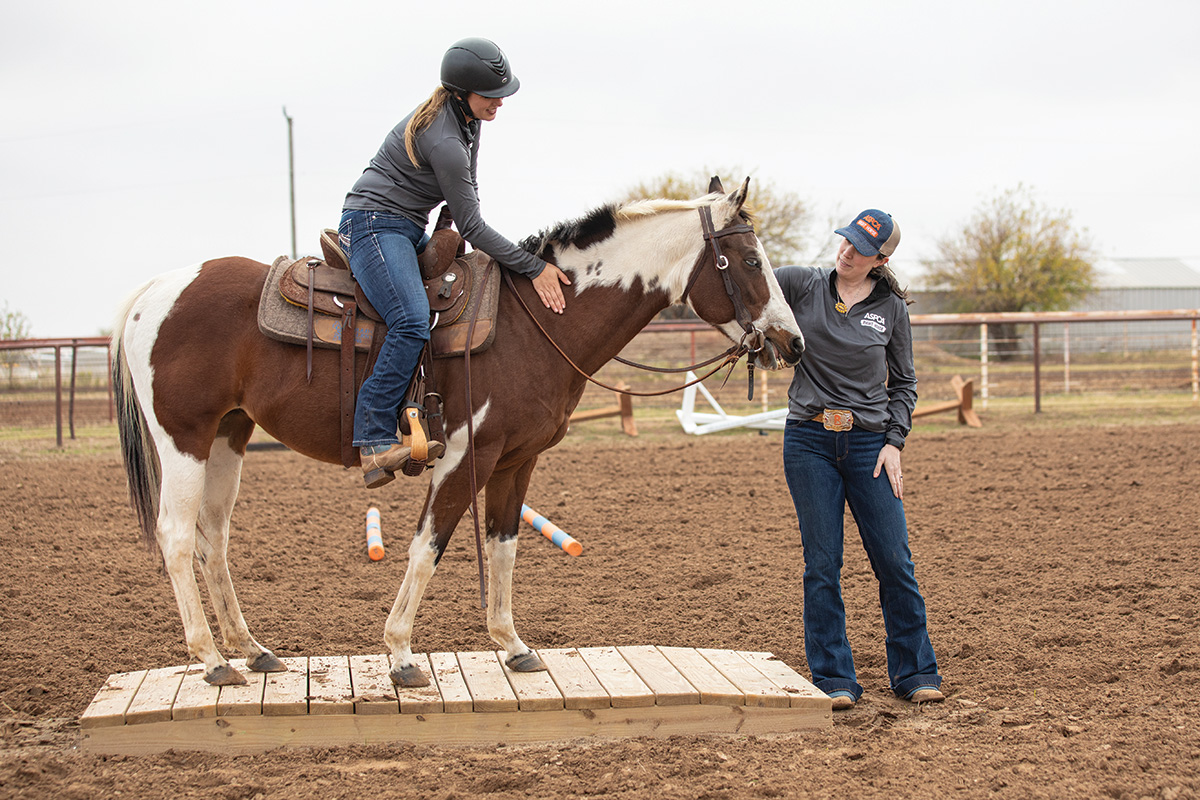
81, 647, 830, 754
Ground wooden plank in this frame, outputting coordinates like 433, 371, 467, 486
80, 669, 146, 729
658, 647, 744, 705
616, 645, 699, 706
456, 651, 518, 712
496, 651, 564, 711
348, 654, 400, 715
429, 652, 473, 713
577, 646, 654, 708
172, 665, 219, 721
216, 659, 265, 716
81, 701, 829, 755
262, 657, 308, 717
697, 649, 791, 708
308, 655, 354, 715
125, 664, 188, 724
394, 654, 442, 715
738, 651, 829, 709
535, 648, 610, 710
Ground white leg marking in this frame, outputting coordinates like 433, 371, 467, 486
194, 437, 273, 661
485, 536, 528, 659
154, 445, 226, 673
383, 517, 439, 670
385, 401, 492, 669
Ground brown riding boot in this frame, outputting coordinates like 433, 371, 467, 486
360, 444, 412, 489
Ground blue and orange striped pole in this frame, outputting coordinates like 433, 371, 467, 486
521, 504, 582, 557
366, 506, 385, 561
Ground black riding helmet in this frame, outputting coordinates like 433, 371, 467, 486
440, 37, 520, 99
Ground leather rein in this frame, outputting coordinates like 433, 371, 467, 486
502, 205, 768, 398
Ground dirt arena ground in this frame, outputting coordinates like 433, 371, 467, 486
1, 414, 1198, 799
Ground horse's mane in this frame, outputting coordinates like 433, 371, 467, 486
519, 195, 722, 259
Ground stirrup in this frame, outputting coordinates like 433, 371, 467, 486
399, 404, 444, 476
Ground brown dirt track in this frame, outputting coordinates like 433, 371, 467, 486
1, 415, 1198, 800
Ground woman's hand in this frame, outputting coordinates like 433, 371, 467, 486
874, 443, 905, 499
531, 262, 571, 314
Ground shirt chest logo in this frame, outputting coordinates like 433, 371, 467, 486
861, 312, 887, 333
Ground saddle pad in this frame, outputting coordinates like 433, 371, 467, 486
258, 256, 377, 352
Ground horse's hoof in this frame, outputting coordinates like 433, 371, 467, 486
506, 651, 547, 673
389, 663, 431, 688
204, 663, 248, 686
248, 652, 287, 673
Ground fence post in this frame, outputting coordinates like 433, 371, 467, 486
1192, 317, 1198, 406
1063, 323, 1071, 394
980, 323, 989, 410
54, 346, 63, 448
1033, 322, 1042, 413
69, 342, 78, 441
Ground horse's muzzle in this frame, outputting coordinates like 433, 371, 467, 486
755, 330, 805, 370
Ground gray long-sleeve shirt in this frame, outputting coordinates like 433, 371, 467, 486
343, 101, 544, 277
774, 266, 917, 450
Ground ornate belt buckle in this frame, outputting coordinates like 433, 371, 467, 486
822, 409, 854, 431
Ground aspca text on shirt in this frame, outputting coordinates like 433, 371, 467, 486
861, 312, 887, 333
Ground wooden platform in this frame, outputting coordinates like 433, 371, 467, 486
80, 646, 830, 754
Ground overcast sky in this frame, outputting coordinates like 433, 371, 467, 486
3, 0, 1197, 337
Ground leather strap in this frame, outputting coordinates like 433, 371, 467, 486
339, 299, 358, 468
501, 266, 750, 397
306, 259, 318, 383
462, 259, 496, 609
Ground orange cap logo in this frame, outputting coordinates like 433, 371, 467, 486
856, 215, 882, 238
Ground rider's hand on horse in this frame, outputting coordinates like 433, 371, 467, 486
532, 262, 571, 314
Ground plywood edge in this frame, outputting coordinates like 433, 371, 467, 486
80, 697, 829, 755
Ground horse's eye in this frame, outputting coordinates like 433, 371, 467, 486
745, 258, 761, 269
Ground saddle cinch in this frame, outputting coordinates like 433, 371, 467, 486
257, 223, 500, 470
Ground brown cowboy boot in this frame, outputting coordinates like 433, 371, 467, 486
360, 444, 412, 489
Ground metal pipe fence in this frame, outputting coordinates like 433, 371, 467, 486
2, 310, 1197, 444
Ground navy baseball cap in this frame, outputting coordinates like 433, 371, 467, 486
835, 209, 901, 257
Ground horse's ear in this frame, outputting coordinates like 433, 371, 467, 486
724, 177, 750, 215
707, 176, 724, 194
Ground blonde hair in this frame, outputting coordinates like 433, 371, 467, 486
404, 87, 452, 167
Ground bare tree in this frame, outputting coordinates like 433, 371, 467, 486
923, 185, 1095, 358
1, 302, 33, 388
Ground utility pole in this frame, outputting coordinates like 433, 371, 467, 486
282, 106, 297, 259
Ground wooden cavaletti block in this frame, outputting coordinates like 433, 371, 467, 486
80, 647, 831, 754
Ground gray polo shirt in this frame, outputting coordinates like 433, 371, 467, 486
774, 266, 917, 449
343, 101, 544, 277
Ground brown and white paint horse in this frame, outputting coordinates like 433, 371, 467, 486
112, 177, 804, 687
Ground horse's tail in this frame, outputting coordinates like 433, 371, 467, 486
111, 285, 162, 552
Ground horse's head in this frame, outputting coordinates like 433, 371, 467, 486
682, 177, 804, 369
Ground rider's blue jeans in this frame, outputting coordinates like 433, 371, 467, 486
338, 209, 430, 448
783, 418, 941, 700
